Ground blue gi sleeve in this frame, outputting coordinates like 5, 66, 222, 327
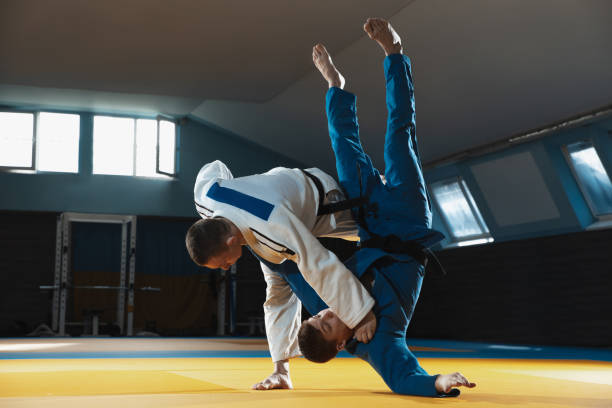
357, 334, 439, 397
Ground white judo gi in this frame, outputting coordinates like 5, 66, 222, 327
193, 160, 375, 362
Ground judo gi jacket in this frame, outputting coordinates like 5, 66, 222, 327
194, 161, 375, 361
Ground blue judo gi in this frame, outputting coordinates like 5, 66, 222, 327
257, 54, 456, 397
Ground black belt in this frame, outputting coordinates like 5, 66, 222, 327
301, 169, 446, 276
361, 234, 446, 276
301, 169, 367, 216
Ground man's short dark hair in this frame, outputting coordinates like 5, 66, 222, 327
298, 321, 339, 363
185, 218, 232, 265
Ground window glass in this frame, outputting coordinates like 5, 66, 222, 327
93, 116, 135, 176
135, 119, 158, 177
0, 112, 34, 168
37, 112, 80, 172
158, 120, 176, 175
566, 141, 612, 215
432, 179, 490, 240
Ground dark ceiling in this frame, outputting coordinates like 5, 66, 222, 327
1, 0, 611, 173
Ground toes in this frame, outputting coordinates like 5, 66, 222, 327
313, 43, 325, 56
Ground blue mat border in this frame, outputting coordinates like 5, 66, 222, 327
2, 339, 611, 362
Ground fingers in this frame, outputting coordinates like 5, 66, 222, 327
252, 374, 292, 391
451, 372, 476, 389
363, 325, 374, 343
459, 373, 476, 388
252, 380, 268, 390
252, 378, 277, 390
353, 324, 375, 343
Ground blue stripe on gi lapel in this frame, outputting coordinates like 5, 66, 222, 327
206, 182, 274, 221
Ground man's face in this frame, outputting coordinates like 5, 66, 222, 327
306, 308, 352, 348
203, 237, 243, 270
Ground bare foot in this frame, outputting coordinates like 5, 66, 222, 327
312, 44, 345, 89
363, 18, 402, 56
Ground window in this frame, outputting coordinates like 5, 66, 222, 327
431, 177, 493, 246
37, 113, 80, 172
158, 120, 176, 176
93, 116, 177, 177
0, 111, 79, 172
563, 141, 612, 217
0, 112, 33, 169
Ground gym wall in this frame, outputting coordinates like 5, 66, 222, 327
0, 115, 306, 336
410, 226, 612, 348
0, 114, 306, 217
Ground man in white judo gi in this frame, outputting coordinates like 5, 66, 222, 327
187, 99, 377, 389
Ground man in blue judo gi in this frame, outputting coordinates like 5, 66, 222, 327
257, 18, 476, 396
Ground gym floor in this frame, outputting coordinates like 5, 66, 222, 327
1, 338, 611, 408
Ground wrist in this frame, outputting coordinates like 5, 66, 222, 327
434, 374, 444, 393
273, 359, 289, 375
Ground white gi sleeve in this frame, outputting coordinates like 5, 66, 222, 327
273, 207, 375, 329
261, 262, 302, 362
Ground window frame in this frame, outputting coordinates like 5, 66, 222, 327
0, 110, 38, 172
561, 139, 612, 221
155, 116, 178, 177
92, 114, 178, 178
430, 176, 493, 243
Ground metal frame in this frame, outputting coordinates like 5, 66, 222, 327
430, 177, 493, 243
132, 118, 139, 176
424, 104, 612, 169
561, 140, 612, 221
229, 264, 237, 335
216, 270, 226, 336
126, 217, 137, 335
215, 265, 237, 336
50, 212, 137, 336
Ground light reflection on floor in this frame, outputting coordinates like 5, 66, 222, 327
0, 338, 610, 408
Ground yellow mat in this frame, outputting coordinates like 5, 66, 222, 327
1, 357, 611, 407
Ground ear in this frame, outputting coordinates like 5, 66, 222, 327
336, 339, 346, 351
225, 234, 236, 247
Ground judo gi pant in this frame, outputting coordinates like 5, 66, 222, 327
326, 54, 433, 241
259, 54, 432, 316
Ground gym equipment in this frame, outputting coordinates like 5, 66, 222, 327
39, 212, 158, 336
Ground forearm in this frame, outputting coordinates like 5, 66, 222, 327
262, 263, 302, 362
295, 244, 375, 328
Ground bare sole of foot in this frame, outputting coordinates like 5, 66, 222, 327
312, 44, 345, 89
363, 18, 402, 56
